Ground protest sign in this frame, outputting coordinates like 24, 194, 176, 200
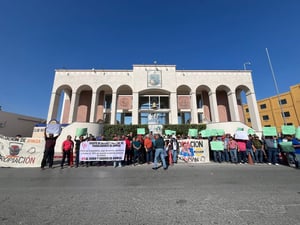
279, 141, 295, 153
296, 127, 300, 139
137, 128, 146, 135
188, 129, 198, 137
234, 130, 248, 140
210, 141, 224, 151
76, 128, 88, 137
263, 127, 277, 137
281, 125, 296, 135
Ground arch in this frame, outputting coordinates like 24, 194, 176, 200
177, 85, 191, 95
235, 84, 253, 126
95, 85, 113, 123
196, 85, 212, 122
75, 85, 93, 122
54, 85, 73, 123
216, 85, 232, 122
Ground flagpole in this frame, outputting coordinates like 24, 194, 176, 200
265, 48, 287, 125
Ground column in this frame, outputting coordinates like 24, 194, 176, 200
110, 92, 117, 124
47, 92, 60, 123
190, 92, 198, 124
227, 91, 240, 121
132, 92, 139, 125
170, 92, 178, 124
208, 91, 219, 122
89, 91, 98, 123
246, 92, 262, 132
68, 92, 79, 123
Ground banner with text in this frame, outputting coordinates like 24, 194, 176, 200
80, 141, 126, 161
0, 136, 44, 168
178, 139, 209, 163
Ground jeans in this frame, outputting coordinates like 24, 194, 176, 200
229, 149, 237, 163
238, 151, 247, 163
255, 149, 264, 163
146, 149, 153, 164
213, 151, 222, 162
133, 149, 141, 164
41, 147, 54, 168
172, 150, 177, 163
153, 148, 167, 169
75, 150, 80, 167
246, 148, 256, 163
268, 148, 278, 164
222, 150, 229, 162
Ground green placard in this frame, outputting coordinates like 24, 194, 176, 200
216, 129, 225, 136
200, 130, 209, 138
237, 127, 244, 131
76, 128, 88, 137
209, 129, 218, 137
281, 125, 296, 135
137, 128, 146, 135
263, 127, 277, 137
280, 141, 295, 153
210, 141, 224, 151
188, 129, 198, 137
165, 130, 173, 135
248, 128, 255, 135
296, 127, 300, 139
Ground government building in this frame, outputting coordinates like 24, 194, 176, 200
47, 64, 262, 134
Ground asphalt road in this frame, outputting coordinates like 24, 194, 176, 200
0, 163, 300, 225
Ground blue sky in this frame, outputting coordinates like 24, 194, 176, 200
1, 0, 299, 119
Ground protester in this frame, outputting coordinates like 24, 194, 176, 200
227, 136, 238, 163
152, 133, 167, 170
264, 136, 279, 165
60, 135, 74, 169
132, 136, 142, 166
74, 135, 85, 168
124, 135, 132, 165
246, 134, 256, 163
170, 135, 178, 164
41, 129, 60, 170
144, 134, 153, 164
222, 134, 230, 162
237, 139, 247, 164
252, 135, 264, 164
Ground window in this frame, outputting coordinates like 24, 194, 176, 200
260, 104, 266, 109
247, 118, 251, 122
245, 108, 249, 113
178, 112, 191, 124
196, 94, 203, 108
262, 115, 269, 121
287, 123, 293, 125
279, 99, 287, 105
282, 111, 290, 117
116, 113, 132, 125
104, 95, 112, 109
264, 125, 271, 127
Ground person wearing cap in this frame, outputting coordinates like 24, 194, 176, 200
263, 136, 278, 165
227, 136, 238, 163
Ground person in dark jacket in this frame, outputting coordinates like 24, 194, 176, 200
152, 134, 167, 170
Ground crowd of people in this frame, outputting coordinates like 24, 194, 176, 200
209, 133, 300, 168
40, 129, 300, 170
41, 131, 181, 170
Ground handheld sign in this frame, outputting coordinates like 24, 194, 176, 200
281, 125, 296, 135
46, 119, 61, 136
263, 127, 277, 137
210, 141, 224, 151
137, 128, 145, 135
76, 128, 88, 137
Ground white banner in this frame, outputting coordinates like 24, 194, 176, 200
178, 139, 210, 163
80, 141, 126, 161
0, 136, 44, 168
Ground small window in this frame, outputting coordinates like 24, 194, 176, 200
287, 122, 293, 126
279, 99, 287, 105
260, 104, 267, 109
245, 108, 249, 113
264, 125, 271, 127
262, 115, 269, 121
282, 111, 290, 117
247, 118, 251, 122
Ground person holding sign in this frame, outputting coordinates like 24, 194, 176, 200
41, 129, 60, 170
